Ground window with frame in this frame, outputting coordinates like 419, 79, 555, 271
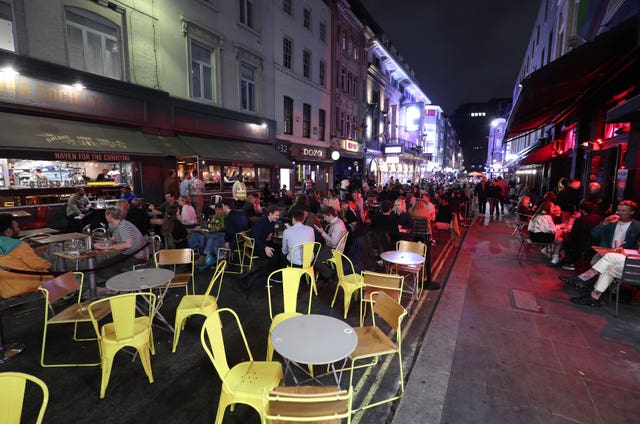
240, 63, 256, 112
303, 49, 311, 79
303, 8, 311, 30
283, 0, 292, 15
318, 109, 326, 141
66, 8, 122, 79
283, 96, 293, 135
0, 1, 15, 52
340, 67, 346, 92
319, 21, 326, 43
239, 0, 254, 29
346, 114, 352, 139
319, 60, 326, 87
190, 41, 214, 100
302, 103, 311, 138
283, 36, 292, 69
339, 111, 345, 137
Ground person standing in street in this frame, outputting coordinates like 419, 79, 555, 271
232, 176, 247, 204
164, 170, 179, 199
179, 171, 191, 198
189, 171, 205, 216
475, 176, 489, 216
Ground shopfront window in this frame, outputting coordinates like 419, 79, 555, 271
203, 165, 221, 190
0, 1, 16, 52
65, 8, 122, 80
5, 159, 132, 188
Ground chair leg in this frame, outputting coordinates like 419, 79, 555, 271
138, 343, 154, 384
330, 284, 341, 308
99, 353, 115, 399
172, 313, 185, 353
266, 337, 274, 362
215, 390, 232, 424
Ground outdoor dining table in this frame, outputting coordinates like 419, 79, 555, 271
6, 210, 31, 218
105, 268, 175, 332
18, 227, 60, 238
52, 248, 121, 299
380, 249, 441, 291
271, 314, 358, 388
592, 246, 640, 257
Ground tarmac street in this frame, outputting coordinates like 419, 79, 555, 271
2, 215, 639, 423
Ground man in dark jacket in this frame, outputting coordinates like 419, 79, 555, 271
559, 201, 602, 270
222, 199, 250, 249
556, 178, 581, 221
590, 200, 640, 249
474, 177, 489, 215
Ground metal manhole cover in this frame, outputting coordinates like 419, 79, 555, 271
510, 288, 544, 314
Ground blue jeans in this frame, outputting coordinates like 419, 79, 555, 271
188, 232, 225, 255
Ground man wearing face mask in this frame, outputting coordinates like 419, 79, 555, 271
0, 214, 52, 298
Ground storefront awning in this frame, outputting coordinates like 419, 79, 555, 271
505, 18, 639, 139
178, 135, 292, 166
0, 112, 177, 159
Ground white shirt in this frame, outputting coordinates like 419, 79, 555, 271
612, 221, 632, 246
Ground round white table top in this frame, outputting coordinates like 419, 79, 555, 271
380, 250, 424, 265
271, 314, 358, 365
106, 268, 175, 292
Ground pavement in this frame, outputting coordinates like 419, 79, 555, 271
2, 214, 639, 423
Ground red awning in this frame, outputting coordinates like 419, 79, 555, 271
506, 18, 639, 139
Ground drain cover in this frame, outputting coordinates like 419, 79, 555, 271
511, 288, 544, 313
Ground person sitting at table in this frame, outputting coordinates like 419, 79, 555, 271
433, 197, 453, 231
0, 214, 52, 298
517, 195, 536, 223
66, 187, 92, 232
393, 197, 413, 235
222, 198, 250, 252
242, 193, 260, 218
177, 196, 197, 228
590, 200, 640, 250
94, 207, 148, 271
126, 198, 151, 236
151, 193, 178, 219
557, 201, 602, 270
115, 199, 129, 219
314, 206, 348, 285
371, 200, 397, 251
560, 247, 639, 307
160, 206, 188, 249
528, 201, 564, 264
287, 194, 308, 218
119, 186, 136, 204
188, 203, 226, 270
282, 208, 315, 267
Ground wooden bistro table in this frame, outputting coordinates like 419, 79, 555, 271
106, 268, 176, 332
6, 210, 31, 218
271, 314, 358, 388
52, 248, 121, 299
19, 227, 60, 239
592, 246, 639, 257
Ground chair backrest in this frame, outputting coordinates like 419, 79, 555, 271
331, 249, 357, 281
362, 271, 404, 303
335, 231, 349, 254
396, 240, 427, 257
290, 242, 321, 268
0, 372, 49, 424
39, 272, 81, 305
372, 291, 407, 340
201, 260, 227, 307
263, 386, 352, 423
88, 293, 156, 342
267, 268, 313, 319
154, 248, 194, 267
412, 217, 431, 241
200, 308, 254, 392
622, 254, 640, 284
239, 233, 256, 268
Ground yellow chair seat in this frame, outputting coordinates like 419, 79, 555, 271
351, 326, 398, 359
48, 301, 110, 324
101, 316, 152, 346
168, 273, 191, 288
224, 361, 283, 399
176, 295, 217, 312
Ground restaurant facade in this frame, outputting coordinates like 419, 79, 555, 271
0, 50, 291, 209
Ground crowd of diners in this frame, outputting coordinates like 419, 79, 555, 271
511, 177, 640, 308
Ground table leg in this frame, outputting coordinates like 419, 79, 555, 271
87, 257, 97, 299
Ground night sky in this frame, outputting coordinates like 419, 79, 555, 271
359, 0, 542, 114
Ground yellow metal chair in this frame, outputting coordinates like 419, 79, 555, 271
88, 292, 156, 399
200, 308, 283, 424
154, 248, 195, 295
349, 291, 407, 411
0, 371, 49, 424
288, 241, 321, 295
217, 232, 256, 275
172, 260, 226, 352
263, 386, 353, 423
265, 267, 313, 363
39, 271, 111, 367
391, 240, 427, 300
359, 271, 404, 326
336, 231, 349, 254
330, 249, 365, 320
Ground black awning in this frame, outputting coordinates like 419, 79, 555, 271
506, 18, 640, 139
178, 135, 293, 166
607, 93, 640, 122
0, 112, 174, 158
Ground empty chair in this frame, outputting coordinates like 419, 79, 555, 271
0, 371, 49, 424
610, 254, 640, 317
391, 240, 426, 300
349, 291, 407, 411
172, 260, 226, 352
88, 292, 156, 399
262, 386, 353, 423
154, 248, 195, 295
359, 271, 404, 326
218, 232, 256, 275
200, 308, 283, 424
39, 272, 111, 367
265, 267, 313, 362
330, 249, 365, 320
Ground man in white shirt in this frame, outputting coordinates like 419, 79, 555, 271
282, 208, 315, 266
314, 206, 348, 284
